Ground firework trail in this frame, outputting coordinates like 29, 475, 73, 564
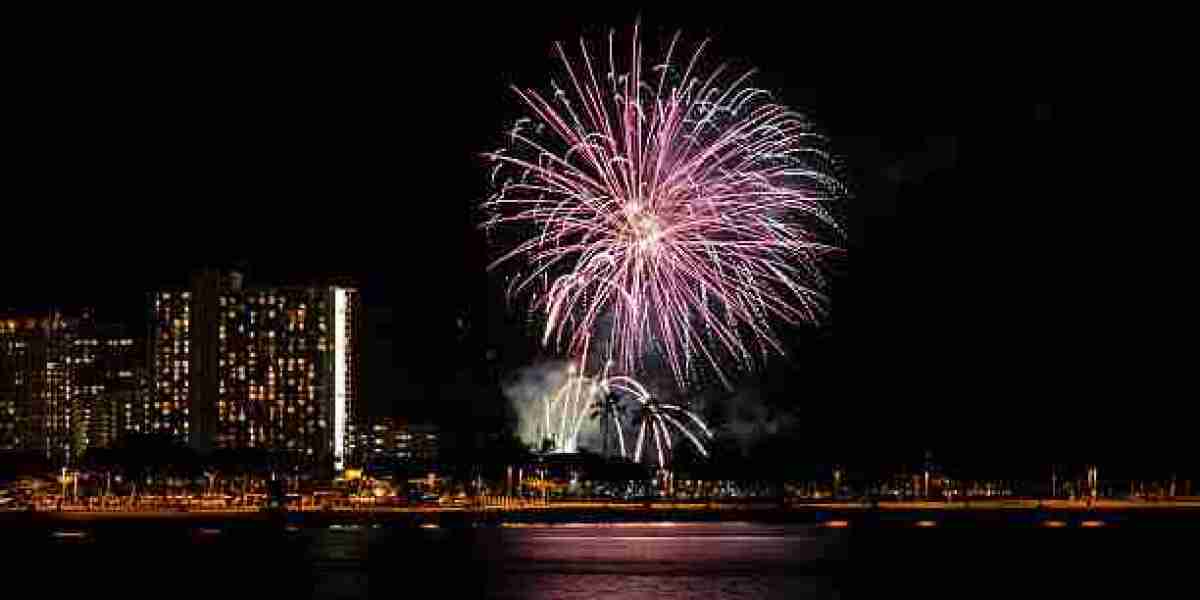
529, 363, 710, 467
483, 25, 845, 389
537, 361, 609, 453
608, 376, 713, 468
535, 361, 633, 457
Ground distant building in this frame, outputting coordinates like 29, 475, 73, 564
150, 270, 361, 476
409, 423, 439, 467
364, 417, 439, 472
69, 312, 143, 455
97, 372, 152, 447
0, 311, 142, 463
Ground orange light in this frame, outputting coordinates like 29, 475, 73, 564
914, 520, 937, 528
823, 520, 849, 528
1080, 520, 1105, 528
1043, 520, 1067, 528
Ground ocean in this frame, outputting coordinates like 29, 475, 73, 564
2, 511, 1195, 598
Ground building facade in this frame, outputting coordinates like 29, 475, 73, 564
1, 315, 50, 454
364, 417, 439, 471
1, 311, 142, 463
149, 291, 193, 440
68, 314, 141, 455
150, 271, 361, 476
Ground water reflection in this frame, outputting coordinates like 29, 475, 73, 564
18, 520, 843, 599
463, 523, 844, 598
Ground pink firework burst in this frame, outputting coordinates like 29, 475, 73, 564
484, 25, 845, 389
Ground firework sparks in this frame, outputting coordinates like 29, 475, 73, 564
529, 364, 710, 466
610, 375, 713, 468
536, 361, 615, 453
484, 25, 845, 388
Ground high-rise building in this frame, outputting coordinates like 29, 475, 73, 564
68, 312, 141, 456
150, 270, 361, 476
148, 290, 193, 440
1, 311, 142, 463
1, 319, 26, 450
0, 315, 47, 453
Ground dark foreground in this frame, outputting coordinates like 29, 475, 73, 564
2, 509, 1196, 599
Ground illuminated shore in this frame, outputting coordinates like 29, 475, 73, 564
5, 498, 1200, 525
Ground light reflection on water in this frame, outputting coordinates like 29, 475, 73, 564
14, 512, 1191, 598
494, 573, 835, 600
17, 520, 843, 599
466, 523, 844, 599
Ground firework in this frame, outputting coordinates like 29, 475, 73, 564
530, 364, 710, 467
607, 376, 713, 468
536, 362, 610, 453
484, 25, 845, 388
535, 361, 635, 457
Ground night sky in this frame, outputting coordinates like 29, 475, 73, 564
5, 9, 1187, 474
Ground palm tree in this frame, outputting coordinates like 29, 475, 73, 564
590, 390, 628, 459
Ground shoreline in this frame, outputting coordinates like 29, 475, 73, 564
5, 499, 1200, 529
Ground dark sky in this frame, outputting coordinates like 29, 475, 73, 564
4, 9, 1189, 469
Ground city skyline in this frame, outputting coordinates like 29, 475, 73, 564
1, 270, 365, 477
2, 8, 1191, 475
1, 10, 1191, 600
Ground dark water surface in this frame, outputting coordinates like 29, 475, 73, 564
3, 513, 1196, 598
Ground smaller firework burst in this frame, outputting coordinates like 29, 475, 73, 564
532, 365, 712, 467
607, 376, 713, 468
536, 362, 610, 453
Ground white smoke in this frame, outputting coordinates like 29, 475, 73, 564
502, 361, 606, 453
